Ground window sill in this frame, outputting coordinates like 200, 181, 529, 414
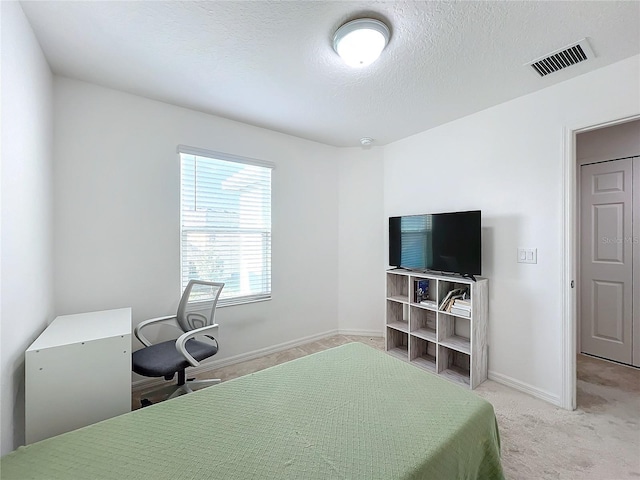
218, 296, 272, 308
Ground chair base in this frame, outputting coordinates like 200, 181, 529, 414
167, 378, 221, 399
140, 377, 221, 405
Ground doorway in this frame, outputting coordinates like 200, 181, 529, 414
574, 119, 640, 408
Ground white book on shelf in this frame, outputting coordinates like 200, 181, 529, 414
450, 307, 471, 317
452, 301, 471, 311
420, 300, 437, 307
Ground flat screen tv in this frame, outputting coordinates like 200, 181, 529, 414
389, 210, 481, 277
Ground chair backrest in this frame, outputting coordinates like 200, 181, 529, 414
176, 280, 224, 332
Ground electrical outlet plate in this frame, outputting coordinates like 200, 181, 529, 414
517, 248, 537, 264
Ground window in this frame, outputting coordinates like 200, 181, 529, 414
179, 145, 272, 306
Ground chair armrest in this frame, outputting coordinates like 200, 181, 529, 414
175, 324, 219, 367
134, 315, 178, 347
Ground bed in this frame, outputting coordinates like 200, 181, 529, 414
1, 342, 504, 479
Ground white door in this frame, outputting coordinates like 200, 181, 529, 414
580, 158, 633, 364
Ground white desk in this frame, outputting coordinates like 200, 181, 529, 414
25, 308, 132, 444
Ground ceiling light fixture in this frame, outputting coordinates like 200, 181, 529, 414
333, 18, 390, 68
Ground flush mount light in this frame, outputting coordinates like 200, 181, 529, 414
333, 18, 390, 67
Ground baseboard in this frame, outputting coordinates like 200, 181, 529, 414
338, 329, 383, 337
488, 371, 561, 407
132, 329, 339, 393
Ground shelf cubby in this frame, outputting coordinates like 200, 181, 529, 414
385, 269, 488, 389
410, 276, 437, 306
438, 345, 470, 387
438, 313, 470, 355
387, 272, 409, 303
410, 336, 436, 373
437, 280, 471, 312
386, 300, 408, 332
386, 328, 408, 361
410, 306, 437, 343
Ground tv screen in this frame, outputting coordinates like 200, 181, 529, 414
389, 210, 481, 276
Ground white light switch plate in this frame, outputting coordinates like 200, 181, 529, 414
517, 248, 537, 264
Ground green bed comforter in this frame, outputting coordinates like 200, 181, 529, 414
1, 342, 504, 479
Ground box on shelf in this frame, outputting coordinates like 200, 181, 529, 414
414, 279, 430, 303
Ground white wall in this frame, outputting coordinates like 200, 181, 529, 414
0, 2, 54, 455
337, 147, 385, 335
577, 119, 640, 165
383, 55, 640, 403
53, 77, 341, 373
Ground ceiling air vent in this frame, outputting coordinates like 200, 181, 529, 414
526, 39, 594, 77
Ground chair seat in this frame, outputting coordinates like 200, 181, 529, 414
132, 339, 218, 377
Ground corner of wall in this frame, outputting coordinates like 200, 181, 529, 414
1, 1, 55, 455
337, 147, 385, 336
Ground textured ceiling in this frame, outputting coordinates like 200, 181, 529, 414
20, 1, 640, 147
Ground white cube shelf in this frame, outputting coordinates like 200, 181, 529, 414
385, 269, 488, 389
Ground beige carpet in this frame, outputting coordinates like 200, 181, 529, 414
134, 336, 640, 479
475, 354, 639, 479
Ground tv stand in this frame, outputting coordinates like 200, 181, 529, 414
385, 269, 488, 389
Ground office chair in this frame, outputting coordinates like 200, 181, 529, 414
132, 280, 224, 405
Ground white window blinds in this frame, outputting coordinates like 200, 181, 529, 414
179, 146, 272, 306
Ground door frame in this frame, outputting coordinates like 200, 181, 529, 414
562, 113, 640, 410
